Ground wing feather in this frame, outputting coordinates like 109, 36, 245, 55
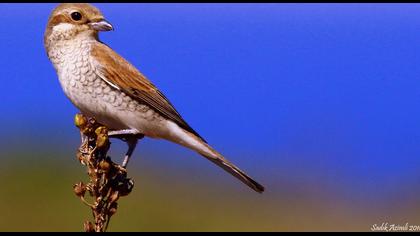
90, 42, 206, 142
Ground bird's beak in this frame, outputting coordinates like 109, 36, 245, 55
89, 19, 114, 32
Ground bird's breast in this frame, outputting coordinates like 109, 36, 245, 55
49, 39, 166, 134
53, 40, 100, 110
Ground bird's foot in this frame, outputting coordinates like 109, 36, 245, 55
107, 129, 143, 168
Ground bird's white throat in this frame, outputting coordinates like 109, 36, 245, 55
52, 23, 75, 33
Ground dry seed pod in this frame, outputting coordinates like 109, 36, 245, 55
74, 113, 87, 129
76, 152, 84, 163
108, 202, 118, 216
118, 178, 134, 197
95, 127, 110, 150
99, 160, 111, 173
81, 127, 92, 135
75, 114, 94, 135
88, 169, 97, 178
95, 126, 108, 135
83, 221, 95, 232
96, 134, 109, 150
109, 191, 120, 203
73, 182, 86, 197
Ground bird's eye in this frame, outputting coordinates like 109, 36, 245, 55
71, 12, 82, 21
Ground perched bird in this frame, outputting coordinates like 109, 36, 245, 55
44, 3, 264, 193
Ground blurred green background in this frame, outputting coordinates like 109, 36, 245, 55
2, 3, 420, 231
1, 147, 420, 231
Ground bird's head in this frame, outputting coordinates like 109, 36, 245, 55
44, 3, 113, 47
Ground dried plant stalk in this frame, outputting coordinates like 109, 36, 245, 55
73, 113, 134, 232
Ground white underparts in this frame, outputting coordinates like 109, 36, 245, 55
52, 23, 75, 33
166, 121, 217, 158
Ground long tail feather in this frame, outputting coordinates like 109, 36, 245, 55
167, 122, 265, 193
202, 151, 265, 193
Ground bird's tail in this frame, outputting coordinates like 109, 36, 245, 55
201, 147, 265, 193
167, 122, 265, 193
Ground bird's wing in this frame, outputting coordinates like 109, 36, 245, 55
90, 42, 206, 142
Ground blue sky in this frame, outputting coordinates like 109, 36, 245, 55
1, 3, 420, 205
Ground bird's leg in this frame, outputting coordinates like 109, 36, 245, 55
108, 129, 140, 138
108, 129, 141, 138
108, 129, 144, 168
122, 137, 138, 168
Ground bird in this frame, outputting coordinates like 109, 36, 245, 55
44, 3, 264, 193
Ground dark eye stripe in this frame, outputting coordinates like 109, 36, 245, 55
71, 12, 82, 21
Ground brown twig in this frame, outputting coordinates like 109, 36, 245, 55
73, 113, 134, 232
